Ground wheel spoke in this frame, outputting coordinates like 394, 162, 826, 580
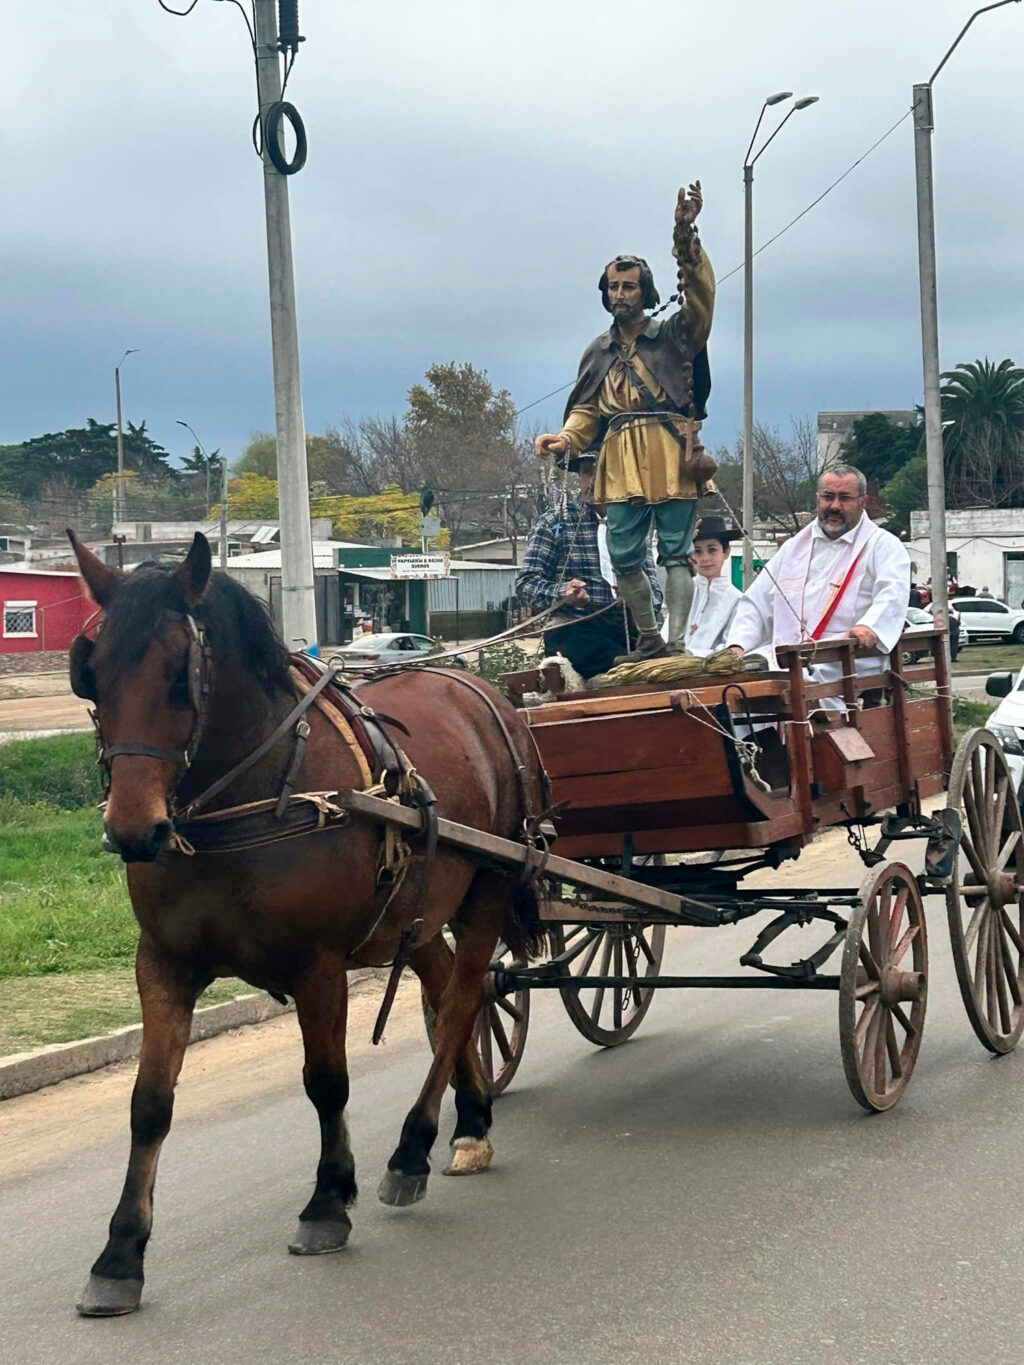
867, 890, 886, 969
872, 1004, 888, 1094
885, 1014, 903, 1079
891, 1001, 917, 1037
635, 930, 657, 966
993, 935, 1013, 1035
612, 938, 623, 1031
623, 934, 643, 1008
997, 914, 1024, 1007
987, 924, 1001, 1031
974, 910, 992, 1000
997, 828, 1021, 872
855, 979, 880, 1000
1000, 906, 1024, 957
855, 996, 879, 1048
889, 886, 909, 951
495, 994, 524, 1023
477, 1010, 494, 1080
589, 934, 614, 1024
964, 780, 987, 865
985, 745, 997, 823
961, 832, 990, 888
489, 1005, 513, 1063
859, 941, 882, 980
891, 923, 919, 966
574, 931, 603, 978
963, 897, 989, 954
992, 773, 1009, 848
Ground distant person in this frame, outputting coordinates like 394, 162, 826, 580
515, 453, 662, 679
908, 585, 923, 609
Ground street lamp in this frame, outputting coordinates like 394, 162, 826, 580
114, 349, 139, 528
741, 92, 820, 587
176, 418, 229, 569
913, 0, 1020, 635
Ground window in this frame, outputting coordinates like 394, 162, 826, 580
955, 601, 980, 613
3, 601, 37, 636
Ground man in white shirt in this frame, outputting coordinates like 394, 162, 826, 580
726, 465, 910, 689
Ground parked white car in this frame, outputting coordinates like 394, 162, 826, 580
985, 665, 1024, 798
951, 596, 1024, 644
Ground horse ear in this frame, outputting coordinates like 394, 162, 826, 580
67, 529, 120, 607
173, 533, 213, 607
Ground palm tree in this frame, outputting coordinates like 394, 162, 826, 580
941, 358, 1024, 506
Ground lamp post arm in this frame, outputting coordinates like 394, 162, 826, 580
929, 0, 1021, 84
748, 105, 798, 168
743, 101, 769, 169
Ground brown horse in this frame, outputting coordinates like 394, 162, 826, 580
67, 532, 545, 1317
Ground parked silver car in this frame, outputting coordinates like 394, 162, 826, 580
985, 666, 1024, 800
334, 632, 443, 665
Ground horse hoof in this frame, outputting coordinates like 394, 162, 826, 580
288, 1217, 352, 1256
377, 1169, 428, 1206
443, 1135, 494, 1177
76, 1274, 143, 1317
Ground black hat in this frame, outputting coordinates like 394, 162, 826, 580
554, 447, 598, 474
693, 514, 740, 545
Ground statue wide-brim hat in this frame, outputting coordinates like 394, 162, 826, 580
693, 514, 740, 544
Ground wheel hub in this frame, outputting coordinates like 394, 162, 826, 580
879, 965, 925, 1007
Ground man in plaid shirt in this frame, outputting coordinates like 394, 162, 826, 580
516, 457, 663, 678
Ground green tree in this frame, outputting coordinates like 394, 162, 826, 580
940, 358, 1024, 506
0, 419, 175, 502
842, 413, 921, 491
880, 451, 927, 536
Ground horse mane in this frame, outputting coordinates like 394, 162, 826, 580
99, 562, 292, 696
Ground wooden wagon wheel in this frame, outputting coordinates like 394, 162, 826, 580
839, 861, 928, 1112
421, 942, 530, 1098
945, 727, 1024, 1054
552, 920, 666, 1047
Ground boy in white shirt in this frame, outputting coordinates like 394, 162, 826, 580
662, 515, 742, 654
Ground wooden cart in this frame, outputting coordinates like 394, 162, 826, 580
350, 628, 1023, 1112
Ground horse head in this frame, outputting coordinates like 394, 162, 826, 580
68, 530, 213, 862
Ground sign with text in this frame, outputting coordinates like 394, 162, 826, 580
390, 552, 450, 579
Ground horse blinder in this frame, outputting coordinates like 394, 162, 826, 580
69, 634, 97, 702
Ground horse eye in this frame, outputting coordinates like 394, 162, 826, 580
169, 672, 191, 708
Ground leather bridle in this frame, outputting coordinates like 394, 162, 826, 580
86, 612, 213, 813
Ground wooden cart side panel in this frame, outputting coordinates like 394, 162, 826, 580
530, 708, 731, 780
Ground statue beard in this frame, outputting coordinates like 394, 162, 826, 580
612, 300, 645, 325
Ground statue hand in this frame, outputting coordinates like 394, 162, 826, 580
535, 433, 568, 459
675, 181, 703, 227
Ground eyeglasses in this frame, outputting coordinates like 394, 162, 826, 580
816, 492, 862, 506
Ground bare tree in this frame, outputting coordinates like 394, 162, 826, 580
950, 420, 1024, 508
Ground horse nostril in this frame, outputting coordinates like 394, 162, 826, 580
103, 819, 174, 863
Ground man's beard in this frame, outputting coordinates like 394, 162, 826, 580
818, 509, 861, 540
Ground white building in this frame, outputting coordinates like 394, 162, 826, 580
907, 508, 1024, 604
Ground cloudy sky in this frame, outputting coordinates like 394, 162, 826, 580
5, 0, 1023, 467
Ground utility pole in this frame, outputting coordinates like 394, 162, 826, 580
220, 456, 229, 569
254, 0, 318, 652
912, 1, 1020, 634
912, 82, 948, 632
114, 349, 138, 530
741, 162, 754, 589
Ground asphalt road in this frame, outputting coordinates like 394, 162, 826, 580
2, 834, 1024, 1365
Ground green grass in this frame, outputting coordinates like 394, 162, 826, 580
951, 696, 996, 748
0, 795, 136, 978
0, 732, 254, 1052
953, 643, 1024, 675
0, 731, 101, 809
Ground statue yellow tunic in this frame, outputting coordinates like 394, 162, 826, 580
558, 249, 716, 506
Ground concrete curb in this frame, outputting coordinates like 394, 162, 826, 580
0, 969, 378, 1102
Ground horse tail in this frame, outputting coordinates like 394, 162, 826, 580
502, 879, 549, 961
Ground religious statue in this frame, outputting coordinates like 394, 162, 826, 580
535, 183, 716, 661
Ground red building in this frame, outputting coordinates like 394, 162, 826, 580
0, 566, 92, 654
